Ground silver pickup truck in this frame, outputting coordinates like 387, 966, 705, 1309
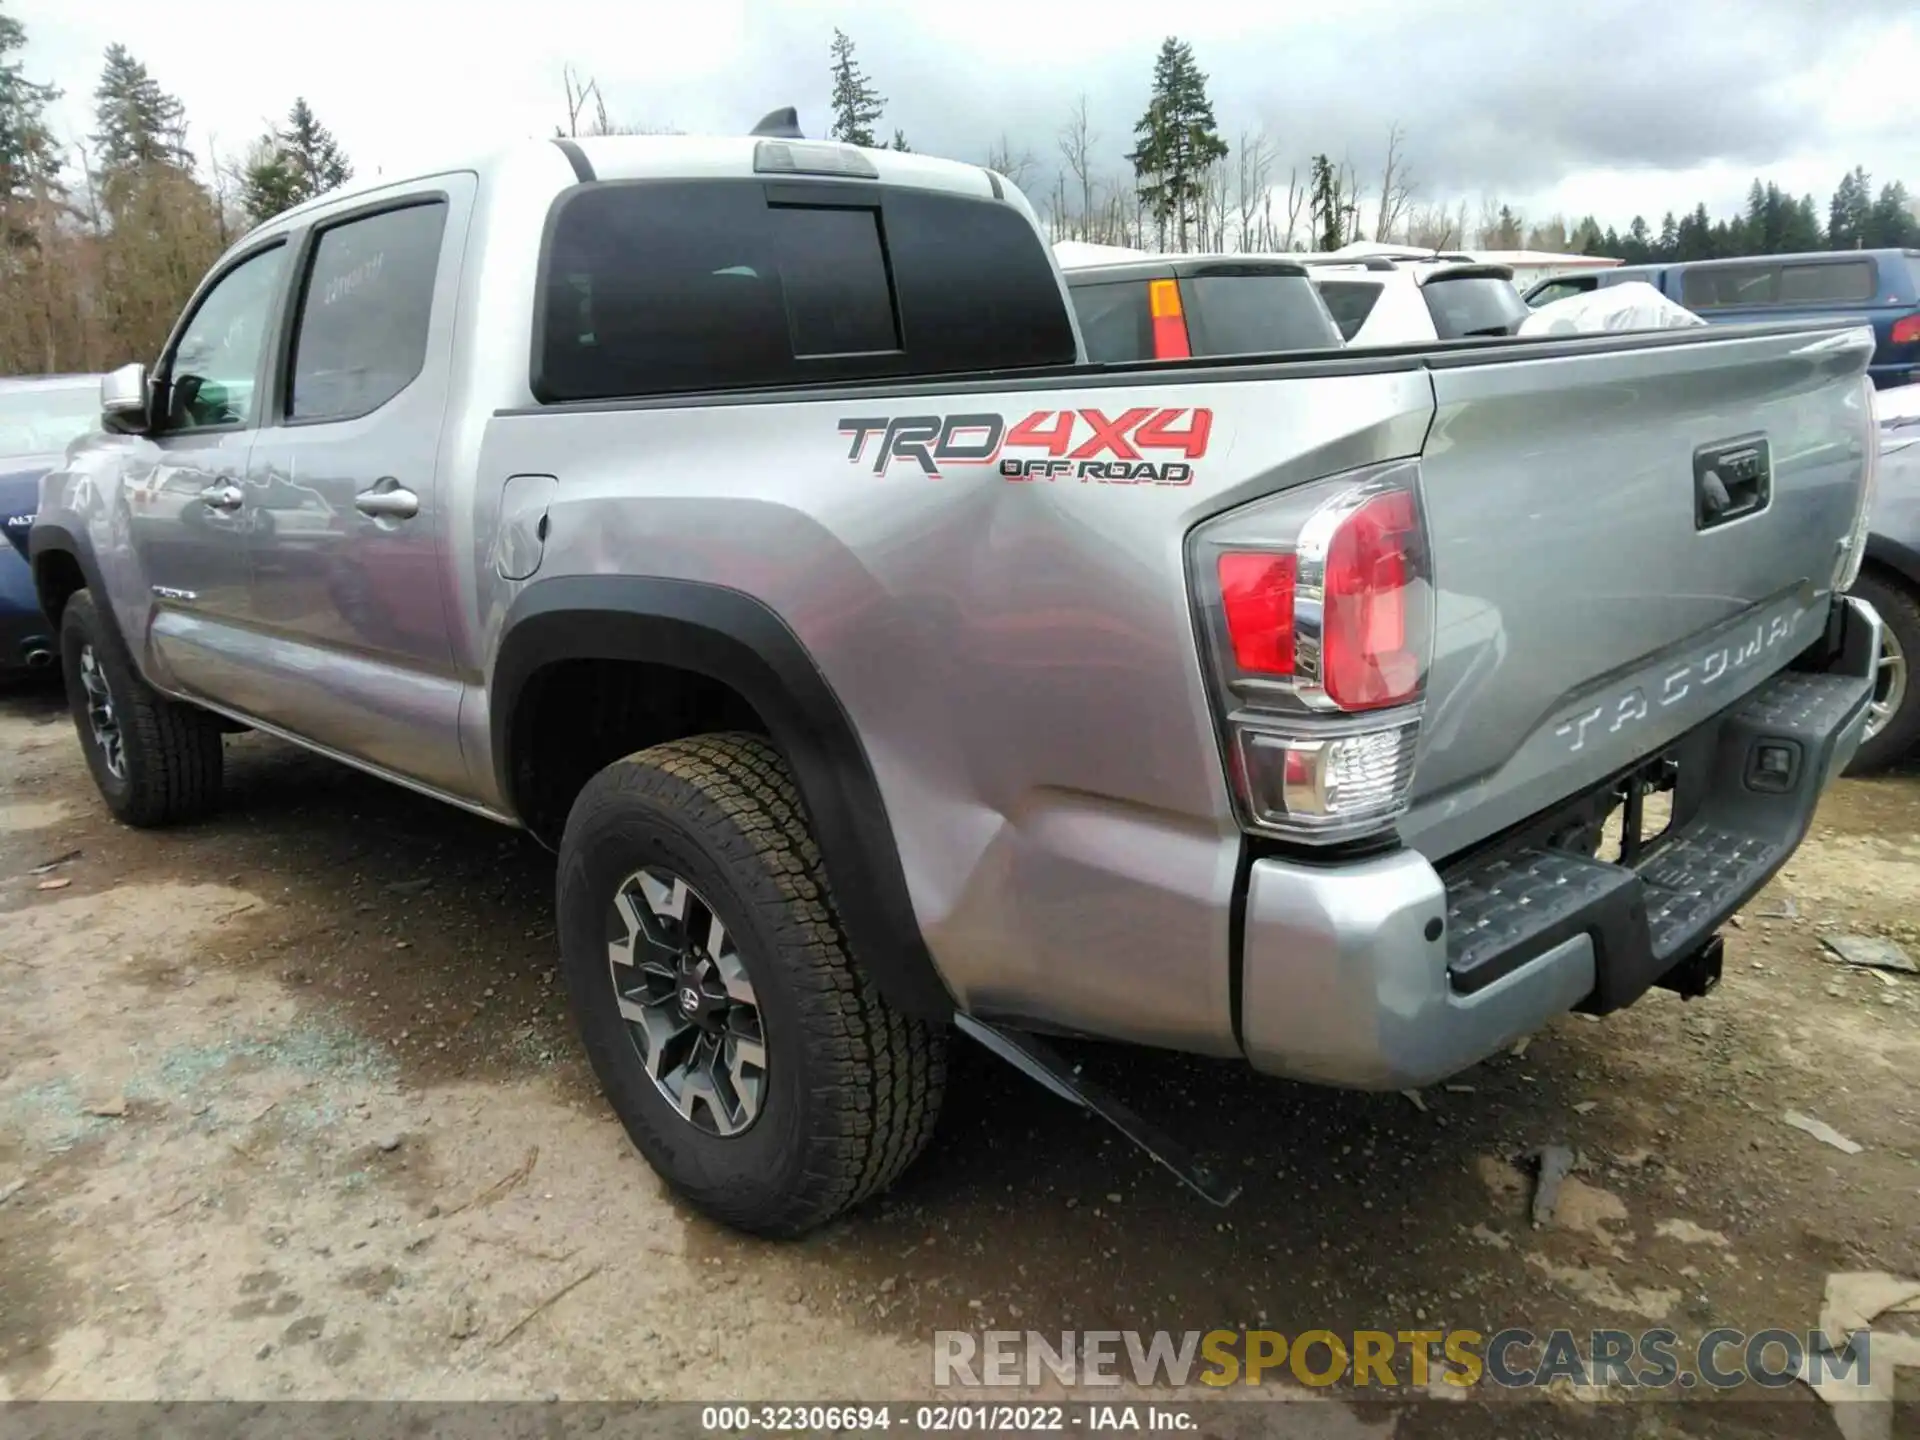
31, 120, 1884, 1237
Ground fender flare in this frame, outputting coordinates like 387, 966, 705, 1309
26, 521, 107, 626
492, 575, 954, 1021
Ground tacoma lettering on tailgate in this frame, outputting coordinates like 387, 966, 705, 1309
1553, 601, 1812, 754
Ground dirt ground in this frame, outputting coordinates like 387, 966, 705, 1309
1, 676, 1916, 1433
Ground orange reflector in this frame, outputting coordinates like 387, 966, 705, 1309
1148, 279, 1191, 360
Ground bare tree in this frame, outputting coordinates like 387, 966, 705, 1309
1372, 122, 1415, 246
1404, 202, 1461, 250
1339, 158, 1366, 245
1057, 94, 1097, 241
1474, 195, 1502, 249
1196, 157, 1232, 250
1524, 214, 1570, 251
559, 65, 600, 138
985, 133, 1038, 194
1235, 129, 1274, 252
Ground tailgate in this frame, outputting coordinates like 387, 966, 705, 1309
1400, 324, 1876, 860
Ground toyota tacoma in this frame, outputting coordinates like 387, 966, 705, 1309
31, 117, 1885, 1235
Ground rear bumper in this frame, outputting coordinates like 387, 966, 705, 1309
1238, 594, 1880, 1090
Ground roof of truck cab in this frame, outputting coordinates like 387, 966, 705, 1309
243, 134, 1011, 242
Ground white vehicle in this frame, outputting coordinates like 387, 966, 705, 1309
1299, 254, 1531, 347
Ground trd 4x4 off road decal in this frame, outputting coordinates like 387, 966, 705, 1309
838, 407, 1212, 485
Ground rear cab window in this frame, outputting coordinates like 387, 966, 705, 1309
534, 177, 1077, 401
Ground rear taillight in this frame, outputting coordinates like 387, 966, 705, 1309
1191, 460, 1433, 844
1891, 314, 1920, 346
1836, 374, 1877, 593
1149, 279, 1192, 360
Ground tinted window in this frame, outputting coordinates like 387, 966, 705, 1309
0, 382, 100, 460
774, 205, 898, 356
289, 202, 448, 423
1069, 280, 1154, 362
1778, 260, 1875, 304
536, 180, 1075, 402
1681, 264, 1778, 309
1528, 278, 1593, 308
1184, 274, 1343, 355
1316, 280, 1382, 341
1423, 274, 1529, 338
162, 243, 286, 431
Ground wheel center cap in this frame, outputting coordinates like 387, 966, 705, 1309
675, 955, 719, 1025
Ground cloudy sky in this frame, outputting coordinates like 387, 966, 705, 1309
13, 0, 1920, 238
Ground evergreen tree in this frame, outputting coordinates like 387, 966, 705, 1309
238, 97, 353, 224
237, 136, 301, 224
890, 129, 910, 152
1656, 211, 1678, 258
1867, 181, 1916, 248
1127, 37, 1228, 251
1621, 216, 1651, 264
1308, 154, 1341, 250
1493, 204, 1522, 248
282, 98, 352, 194
827, 29, 884, 148
1828, 166, 1872, 250
0, 3, 62, 208
1570, 215, 1605, 254
91, 44, 191, 177
1784, 194, 1824, 252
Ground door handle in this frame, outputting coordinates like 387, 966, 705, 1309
196, 483, 244, 511
355, 484, 420, 520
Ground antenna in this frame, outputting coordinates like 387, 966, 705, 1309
749, 107, 804, 140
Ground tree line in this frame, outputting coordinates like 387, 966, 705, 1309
0, 2, 353, 375
5, 10, 1918, 379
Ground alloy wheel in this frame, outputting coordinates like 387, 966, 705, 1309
605, 867, 767, 1137
1864, 623, 1909, 743
78, 644, 126, 780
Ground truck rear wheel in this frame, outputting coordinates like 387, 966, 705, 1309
556, 732, 946, 1237
1846, 571, 1919, 774
59, 589, 225, 827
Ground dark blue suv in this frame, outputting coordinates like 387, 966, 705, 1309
1525, 249, 1920, 389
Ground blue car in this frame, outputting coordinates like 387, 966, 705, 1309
1525, 249, 1920, 390
1, 374, 102, 677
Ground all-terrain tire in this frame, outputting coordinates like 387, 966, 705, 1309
556, 732, 947, 1237
59, 589, 225, 826
1845, 569, 1920, 774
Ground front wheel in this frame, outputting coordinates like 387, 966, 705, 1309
556, 732, 947, 1237
59, 589, 225, 826
1845, 571, 1919, 775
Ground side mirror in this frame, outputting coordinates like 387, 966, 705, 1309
100, 363, 149, 434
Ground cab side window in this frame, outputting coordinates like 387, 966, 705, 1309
288, 201, 448, 423
160, 243, 287, 433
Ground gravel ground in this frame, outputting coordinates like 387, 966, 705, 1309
1, 676, 1916, 1435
